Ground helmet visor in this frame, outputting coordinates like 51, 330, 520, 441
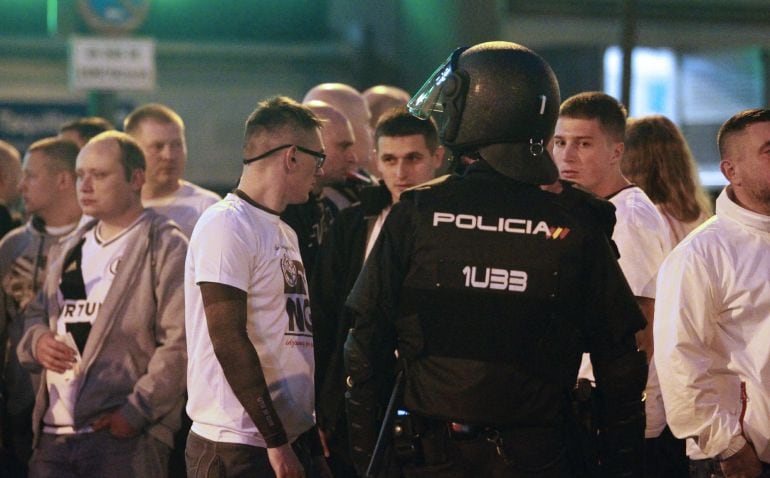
407, 47, 467, 120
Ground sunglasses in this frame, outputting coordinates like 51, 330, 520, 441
243, 144, 326, 170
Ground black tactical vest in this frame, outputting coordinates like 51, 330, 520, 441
393, 166, 617, 427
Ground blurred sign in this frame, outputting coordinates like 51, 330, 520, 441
69, 37, 156, 91
0, 102, 86, 152
78, 0, 150, 35
0, 101, 134, 153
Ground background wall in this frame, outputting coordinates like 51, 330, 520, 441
0, 0, 767, 192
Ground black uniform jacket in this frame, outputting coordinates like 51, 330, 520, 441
311, 182, 391, 436
344, 161, 646, 428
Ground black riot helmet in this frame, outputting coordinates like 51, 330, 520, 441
408, 41, 561, 184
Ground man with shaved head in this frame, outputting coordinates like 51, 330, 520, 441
306, 101, 359, 204
363, 84, 411, 129
303, 83, 377, 182
282, 100, 358, 275
0, 140, 22, 239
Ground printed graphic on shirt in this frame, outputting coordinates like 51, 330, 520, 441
57, 230, 128, 352
433, 212, 570, 239
46, 227, 131, 429
2, 254, 44, 312
281, 249, 313, 347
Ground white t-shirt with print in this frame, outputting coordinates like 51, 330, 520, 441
43, 219, 141, 433
185, 193, 315, 447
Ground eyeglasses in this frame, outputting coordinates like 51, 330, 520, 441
243, 144, 326, 170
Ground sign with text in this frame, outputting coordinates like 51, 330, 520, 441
69, 37, 156, 91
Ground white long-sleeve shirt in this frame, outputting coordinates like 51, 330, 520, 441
655, 187, 770, 461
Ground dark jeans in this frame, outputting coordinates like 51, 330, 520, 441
689, 458, 770, 478
29, 430, 170, 478
185, 430, 315, 478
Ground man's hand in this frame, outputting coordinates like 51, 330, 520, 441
92, 410, 140, 438
267, 444, 305, 478
35, 332, 77, 373
720, 443, 763, 478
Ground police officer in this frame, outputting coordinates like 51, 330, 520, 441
342, 41, 648, 477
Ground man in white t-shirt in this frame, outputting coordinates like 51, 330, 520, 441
551, 92, 676, 476
125, 103, 220, 237
185, 96, 330, 478
17, 131, 188, 477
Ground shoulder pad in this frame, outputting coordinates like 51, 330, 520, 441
359, 183, 392, 216
556, 180, 616, 239
399, 174, 457, 204
410, 174, 455, 191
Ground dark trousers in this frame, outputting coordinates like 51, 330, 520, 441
398, 420, 573, 478
645, 426, 687, 477
322, 420, 359, 478
29, 430, 170, 478
325, 450, 359, 478
689, 458, 770, 478
185, 430, 314, 478
169, 407, 192, 477
1, 407, 34, 478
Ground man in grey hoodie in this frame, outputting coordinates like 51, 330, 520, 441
0, 137, 82, 476
17, 131, 188, 477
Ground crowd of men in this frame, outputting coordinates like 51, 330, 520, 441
0, 40, 768, 478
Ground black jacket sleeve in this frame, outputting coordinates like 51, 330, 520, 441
583, 230, 647, 478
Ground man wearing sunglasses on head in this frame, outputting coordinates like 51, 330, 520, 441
184, 96, 330, 478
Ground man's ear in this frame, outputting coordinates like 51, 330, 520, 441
55, 170, 73, 191
720, 159, 736, 184
283, 146, 298, 172
130, 168, 145, 191
609, 141, 624, 165
432, 145, 446, 169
